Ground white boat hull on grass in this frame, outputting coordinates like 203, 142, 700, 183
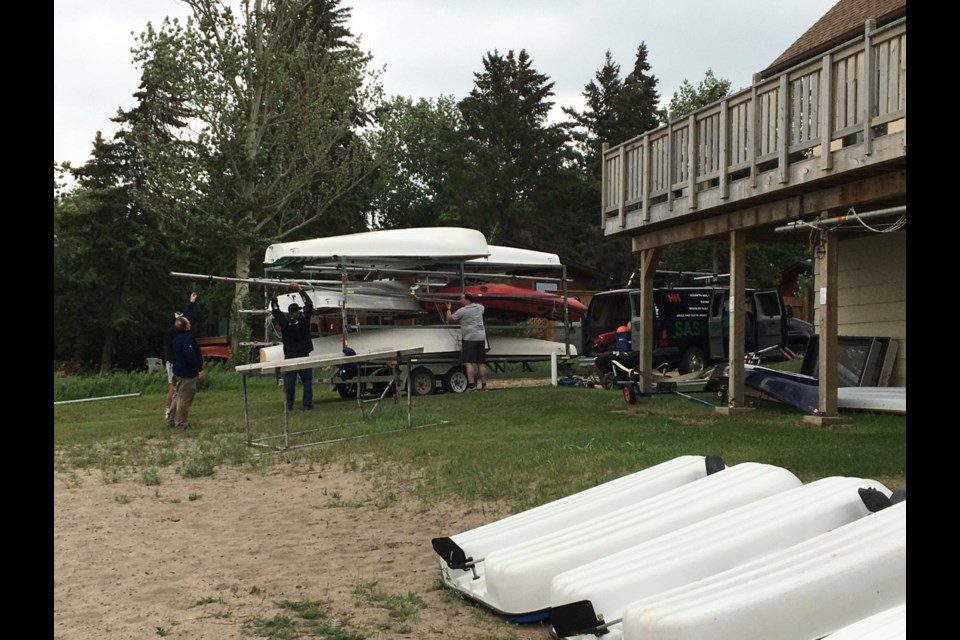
549, 476, 891, 639
440, 462, 802, 619
433, 456, 722, 588
824, 603, 906, 640
838, 387, 906, 415
617, 501, 906, 640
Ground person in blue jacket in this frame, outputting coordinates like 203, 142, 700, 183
169, 315, 204, 429
164, 291, 198, 422
270, 282, 315, 410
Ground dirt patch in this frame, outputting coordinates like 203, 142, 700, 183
54, 465, 550, 640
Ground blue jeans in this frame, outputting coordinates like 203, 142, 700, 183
283, 369, 313, 409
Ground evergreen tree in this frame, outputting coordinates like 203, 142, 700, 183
454, 49, 573, 251
562, 44, 664, 284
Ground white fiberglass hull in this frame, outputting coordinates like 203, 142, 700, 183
550, 476, 891, 639
259, 327, 577, 363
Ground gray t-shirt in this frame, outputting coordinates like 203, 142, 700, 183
452, 303, 486, 341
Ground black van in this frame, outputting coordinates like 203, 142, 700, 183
582, 286, 790, 373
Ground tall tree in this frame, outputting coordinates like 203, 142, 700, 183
454, 49, 574, 250
131, 0, 382, 352
563, 44, 663, 284
54, 132, 173, 372
367, 95, 463, 229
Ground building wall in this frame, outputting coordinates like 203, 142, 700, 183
814, 233, 906, 386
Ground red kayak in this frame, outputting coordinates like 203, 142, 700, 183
420, 283, 586, 321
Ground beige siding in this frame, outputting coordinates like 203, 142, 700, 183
814, 233, 906, 386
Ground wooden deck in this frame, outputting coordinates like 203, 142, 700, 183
601, 17, 906, 248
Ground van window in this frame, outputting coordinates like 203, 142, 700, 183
590, 293, 633, 327
755, 291, 781, 318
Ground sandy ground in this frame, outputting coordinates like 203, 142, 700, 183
54, 464, 551, 640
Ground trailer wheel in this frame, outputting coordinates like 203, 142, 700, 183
409, 367, 436, 396
623, 383, 638, 405
443, 367, 470, 394
601, 372, 617, 390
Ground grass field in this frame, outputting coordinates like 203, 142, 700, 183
54, 364, 907, 506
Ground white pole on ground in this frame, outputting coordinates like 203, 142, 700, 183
551, 352, 558, 386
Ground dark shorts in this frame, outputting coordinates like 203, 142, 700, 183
461, 340, 486, 364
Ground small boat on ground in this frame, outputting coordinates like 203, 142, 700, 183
548, 476, 891, 639
837, 387, 906, 415
824, 603, 906, 640
436, 462, 801, 620
615, 501, 905, 640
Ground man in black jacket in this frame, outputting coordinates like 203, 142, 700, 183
169, 315, 204, 429
164, 291, 198, 422
270, 282, 315, 410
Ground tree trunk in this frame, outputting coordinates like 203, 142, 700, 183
99, 329, 115, 374
231, 244, 252, 360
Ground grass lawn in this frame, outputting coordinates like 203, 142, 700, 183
54, 363, 907, 507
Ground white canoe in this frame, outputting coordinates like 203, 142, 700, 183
549, 476, 891, 639
825, 603, 906, 640
441, 462, 802, 618
617, 501, 906, 640
259, 327, 577, 363
838, 387, 906, 415
468, 245, 561, 268
271, 280, 422, 314
263, 227, 490, 268
434, 456, 722, 587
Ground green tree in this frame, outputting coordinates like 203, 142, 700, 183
663, 69, 732, 122
130, 0, 382, 351
368, 95, 463, 229
454, 49, 575, 251
54, 133, 173, 372
562, 44, 663, 284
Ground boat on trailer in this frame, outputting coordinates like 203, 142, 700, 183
418, 282, 587, 321
263, 227, 490, 268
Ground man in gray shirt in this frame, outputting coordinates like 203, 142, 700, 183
446, 292, 488, 391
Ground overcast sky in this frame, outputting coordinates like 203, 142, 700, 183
54, 0, 838, 168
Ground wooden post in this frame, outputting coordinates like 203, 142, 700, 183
820, 53, 834, 171
727, 230, 747, 409
688, 113, 698, 209
817, 231, 840, 417
601, 141, 609, 226
637, 247, 661, 393
778, 74, 790, 184
863, 19, 877, 156
719, 99, 729, 200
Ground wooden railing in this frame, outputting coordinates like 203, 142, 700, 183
601, 17, 906, 235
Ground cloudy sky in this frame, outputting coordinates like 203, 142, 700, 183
54, 0, 838, 168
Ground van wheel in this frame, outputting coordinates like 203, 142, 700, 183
336, 382, 366, 399
443, 367, 469, 394
679, 346, 705, 374
409, 367, 436, 396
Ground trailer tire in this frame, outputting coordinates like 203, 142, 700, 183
443, 367, 470, 394
409, 367, 436, 396
623, 383, 638, 405
679, 346, 705, 375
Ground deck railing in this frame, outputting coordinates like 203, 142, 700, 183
601, 17, 906, 234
